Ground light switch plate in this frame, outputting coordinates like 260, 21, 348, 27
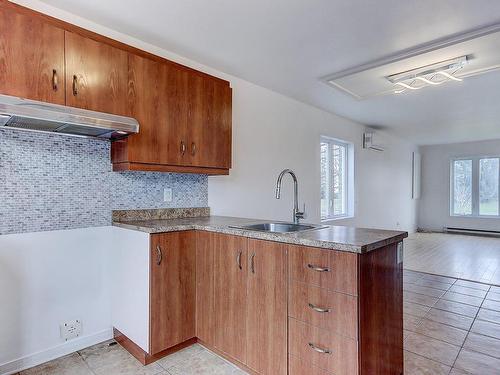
163, 188, 173, 202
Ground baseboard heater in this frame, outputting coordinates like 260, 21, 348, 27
444, 227, 500, 238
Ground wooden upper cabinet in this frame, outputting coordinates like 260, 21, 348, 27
64, 31, 128, 116
149, 231, 196, 355
246, 239, 287, 375
0, 5, 65, 104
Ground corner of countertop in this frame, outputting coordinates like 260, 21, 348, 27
112, 207, 210, 222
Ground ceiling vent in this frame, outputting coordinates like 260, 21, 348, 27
362, 132, 384, 152
324, 23, 500, 99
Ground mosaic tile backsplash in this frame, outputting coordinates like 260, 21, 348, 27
0, 128, 208, 235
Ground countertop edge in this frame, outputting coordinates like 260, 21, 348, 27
112, 221, 407, 254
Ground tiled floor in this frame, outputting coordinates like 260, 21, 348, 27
404, 232, 500, 284
403, 269, 500, 374
17, 342, 246, 375
19, 269, 500, 375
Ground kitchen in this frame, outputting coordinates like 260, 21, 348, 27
1, 1, 500, 375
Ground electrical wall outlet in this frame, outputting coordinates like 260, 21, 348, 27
163, 187, 173, 202
60, 319, 82, 341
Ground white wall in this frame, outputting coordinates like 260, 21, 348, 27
418, 139, 500, 232
209, 78, 418, 232
0, 227, 114, 374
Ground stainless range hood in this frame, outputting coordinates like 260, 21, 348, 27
0, 94, 139, 140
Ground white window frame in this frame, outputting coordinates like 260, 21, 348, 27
320, 136, 354, 221
450, 155, 500, 218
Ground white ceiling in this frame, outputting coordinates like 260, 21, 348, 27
34, 0, 500, 145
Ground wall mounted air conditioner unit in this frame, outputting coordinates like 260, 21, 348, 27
362, 132, 384, 151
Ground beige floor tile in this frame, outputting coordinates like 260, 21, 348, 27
79, 340, 163, 375
490, 285, 500, 293
449, 285, 488, 298
434, 299, 479, 318
404, 331, 461, 366
442, 291, 483, 307
482, 299, 500, 311
414, 278, 453, 290
156, 344, 206, 369
463, 332, 500, 359
471, 319, 500, 340
404, 273, 424, 284
404, 350, 451, 375
449, 368, 469, 374
20, 353, 92, 375
404, 284, 446, 298
404, 301, 431, 318
404, 313, 423, 332
166, 350, 239, 375
404, 291, 439, 307
486, 291, 500, 302
454, 279, 491, 291
477, 307, 500, 324
454, 349, 500, 375
425, 308, 474, 331
415, 319, 468, 346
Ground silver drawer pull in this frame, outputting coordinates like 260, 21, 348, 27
308, 303, 331, 313
307, 264, 330, 272
156, 245, 163, 265
308, 342, 332, 354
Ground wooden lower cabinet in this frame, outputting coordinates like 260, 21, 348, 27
113, 229, 403, 375
246, 239, 287, 375
149, 232, 196, 354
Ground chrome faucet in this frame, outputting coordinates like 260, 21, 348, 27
275, 169, 305, 224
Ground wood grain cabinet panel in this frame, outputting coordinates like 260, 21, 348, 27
288, 318, 358, 375
246, 239, 287, 375
289, 355, 333, 375
195, 231, 216, 346
0, 4, 65, 104
214, 233, 248, 363
64, 31, 128, 116
149, 231, 196, 355
288, 281, 358, 339
289, 245, 358, 296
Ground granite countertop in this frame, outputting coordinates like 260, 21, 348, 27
112, 210, 408, 253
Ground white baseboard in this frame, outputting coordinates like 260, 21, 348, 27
0, 328, 113, 375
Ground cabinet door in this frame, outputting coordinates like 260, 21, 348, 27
214, 234, 248, 363
126, 54, 189, 165
246, 239, 287, 375
188, 78, 232, 169
150, 231, 196, 355
195, 231, 216, 346
0, 5, 65, 104
65, 31, 128, 116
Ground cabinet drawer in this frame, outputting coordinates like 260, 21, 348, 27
288, 318, 358, 375
289, 282, 358, 339
289, 245, 358, 296
289, 355, 333, 375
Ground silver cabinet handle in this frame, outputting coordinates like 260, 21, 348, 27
307, 264, 330, 272
72, 75, 78, 96
236, 250, 242, 270
308, 303, 331, 313
52, 69, 58, 91
308, 342, 332, 354
180, 141, 186, 156
250, 253, 256, 274
156, 245, 163, 265
191, 142, 196, 156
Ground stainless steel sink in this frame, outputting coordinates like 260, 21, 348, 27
231, 222, 326, 233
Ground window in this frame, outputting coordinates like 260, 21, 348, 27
451, 156, 500, 217
320, 136, 353, 220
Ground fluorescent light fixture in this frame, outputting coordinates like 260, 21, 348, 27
386, 56, 467, 94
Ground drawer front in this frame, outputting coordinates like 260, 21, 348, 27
288, 245, 358, 296
289, 355, 333, 375
288, 318, 358, 375
289, 281, 358, 339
